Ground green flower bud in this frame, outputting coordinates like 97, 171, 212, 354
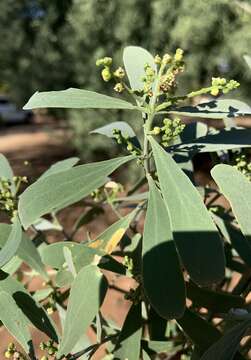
174, 48, 184, 62
113, 67, 125, 79
162, 53, 172, 64
7, 343, 15, 352
96, 58, 104, 66
127, 142, 133, 152
210, 87, 219, 96
154, 54, 162, 64
101, 67, 112, 82
152, 126, 161, 135
103, 57, 113, 66
114, 83, 124, 93
4, 351, 12, 359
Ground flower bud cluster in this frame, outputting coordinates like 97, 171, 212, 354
233, 153, 251, 181
0, 176, 27, 219
141, 63, 156, 95
39, 340, 57, 357
4, 344, 26, 359
149, 117, 185, 146
96, 57, 125, 93
210, 77, 240, 96
112, 129, 141, 156
157, 49, 185, 94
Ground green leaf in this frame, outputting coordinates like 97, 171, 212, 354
39, 157, 79, 180
0, 218, 22, 268
114, 303, 142, 360
0, 154, 15, 193
23, 88, 137, 110
169, 99, 251, 119
55, 269, 74, 287
244, 55, 251, 70
0, 223, 47, 279
186, 281, 245, 312
171, 128, 251, 154
57, 265, 107, 357
177, 309, 221, 353
2, 256, 23, 275
123, 46, 156, 90
149, 137, 225, 285
33, 288, 53, 302
0, 274, 58, 341
0, 291, 31, 353
211, 165, 251, 243
201, 319, 250, 360
142, 176, 185, 319
18, 155, 135, 229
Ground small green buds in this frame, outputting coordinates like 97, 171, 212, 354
162, 53, 172, 65
101, 67, 112, 82
174, 48, 184, 62
113, 66, 125, 79
141, 63, 156, 95
112, 128, 141, 156
114, 82, 124, 93
233, 152, 251, 181
154, 54, 162, 64
210, 77, 240, 96
150, 117, 185, 146
96, 57, 113, 67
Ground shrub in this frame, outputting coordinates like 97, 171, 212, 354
1, 47, 251, 359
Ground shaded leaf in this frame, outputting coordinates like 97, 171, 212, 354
0, 291, 31, 353
114, 302, 142, 360
244, 55, 251, 70
18, 155, 135, 229
186, 281, 245, 312
57, 265, 107, 357
123, 46, 156, 90
23, 88, 137, 110
177, 309, 221, 353
201, 319, 250, 360
149, 137, 225, 285
142, 176, 185, 319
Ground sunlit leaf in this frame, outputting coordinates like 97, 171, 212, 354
142, 176, 185, 319
149, 137, 225, 285
23, 88, 137, 110
211, 164, 251, 242
57, 265, 107, 357
0, 218, 22, 268
39, 157, 79, 180
123, 46, 156, 90
18, 155, 135, 229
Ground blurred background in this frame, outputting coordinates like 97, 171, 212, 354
0, 0, 251, 171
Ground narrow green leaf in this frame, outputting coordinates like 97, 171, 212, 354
169, 99, 251, 119
123, 46, 156, 90
186, 281, 245, 312
0, 291, 31, 353
18, 155, 135, 229
0, 154, 15, 193
0, 275, 59, 341
201, 319, 250, 360
114, 303, 142, 360
23, 88, 137, 110
39, 157, 79, 180
55, 269, 74, 287
212, 164, 251, 244
0, 224, 47, 279
0, 218, 22, 268
2, 256, 22, 275
149, 137, 225, 285
142, 176, 185, 319
33, 288, 53, 302
57, 265, 107, 357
